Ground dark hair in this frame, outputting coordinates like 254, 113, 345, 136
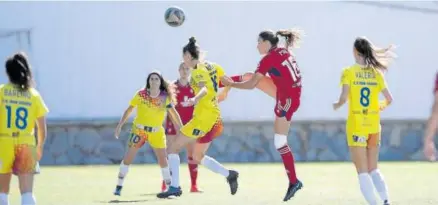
5, 52, 33, 91
146, 71, 176, 105
182, 36, 200, 60
259, 28, 304, 48
354, 37, 396, 71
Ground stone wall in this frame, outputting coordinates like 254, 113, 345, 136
39, 120, 435, 165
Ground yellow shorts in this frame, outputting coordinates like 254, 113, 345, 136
346, 126, 381, 148
0, 139, 38, 175
128, 126, 166, 149
181, 111, 220, 139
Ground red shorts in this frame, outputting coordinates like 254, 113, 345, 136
274, 87, 301, 121
197, 120, 224, 144
165, 119, 224, 144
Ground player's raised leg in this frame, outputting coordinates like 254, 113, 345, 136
193, 121, 238, 195
241, 72, 276, 98
367, 133, 390, 205
220, 73, 276, 99
114, 133, 144, 196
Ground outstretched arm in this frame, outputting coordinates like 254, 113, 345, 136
115, 106, 134, 138
167, 106, 183, 130
229, 72, 265, 89
333, 85, 349, 110
193, 82, 207, 103
220, 72, 277, 98
379, 88, 393, 111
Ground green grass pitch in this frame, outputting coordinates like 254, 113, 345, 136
6, 162, 438, 205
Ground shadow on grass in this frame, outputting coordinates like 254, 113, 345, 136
138, 193, 158, 197
108, 199, 150, 203
96, 193, 174, 204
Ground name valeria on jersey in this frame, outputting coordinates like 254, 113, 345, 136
353, 70, 378, 86
355, 71, 376, 79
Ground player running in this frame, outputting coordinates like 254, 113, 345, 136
161, 62, 233, 193
113, 71, 183, 196
423, 73, 438, 161
222, 29, 304, 202
0, 52, 49, 205
157, 37, 239, 198
333, 37, 395, 205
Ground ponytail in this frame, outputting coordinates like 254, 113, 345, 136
354, 37, 397, 71
259, 28, 304, 49
276, 28, 304, 48
5, 52, 33, 91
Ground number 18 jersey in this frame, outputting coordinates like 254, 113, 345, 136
340, 64, 387, 133
189, 62, 225, 116
0, 83, 49, 145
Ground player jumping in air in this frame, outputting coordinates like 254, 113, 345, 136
222, 28, 304, 202
0, 52, 49, 205
113, 71, 183, 196
423, 72, 438, 161
161, 62, 232, 193
333, 37, 395, 205
157, 37, 239, 198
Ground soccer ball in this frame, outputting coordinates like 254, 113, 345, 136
164, 6, 185, 27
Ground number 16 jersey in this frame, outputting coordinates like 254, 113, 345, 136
0, 83, 49, 145
340, 64, 387, 133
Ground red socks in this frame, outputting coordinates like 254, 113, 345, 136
277, 145, 298, 184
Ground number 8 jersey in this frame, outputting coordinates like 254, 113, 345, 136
0, 83, 49, 145
340, 64, 387, 133
189, 62, 225, 116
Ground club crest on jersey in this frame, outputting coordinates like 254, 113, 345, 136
192, 129, 204, 136
353, 135, 366, 143
195, 74, 203, 79
268, 68, 281, 76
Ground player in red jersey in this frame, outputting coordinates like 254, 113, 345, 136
222, 28, 304, 202
161, 62, 237, 193
424, 72, 438, 161
162, 62, 198, 193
